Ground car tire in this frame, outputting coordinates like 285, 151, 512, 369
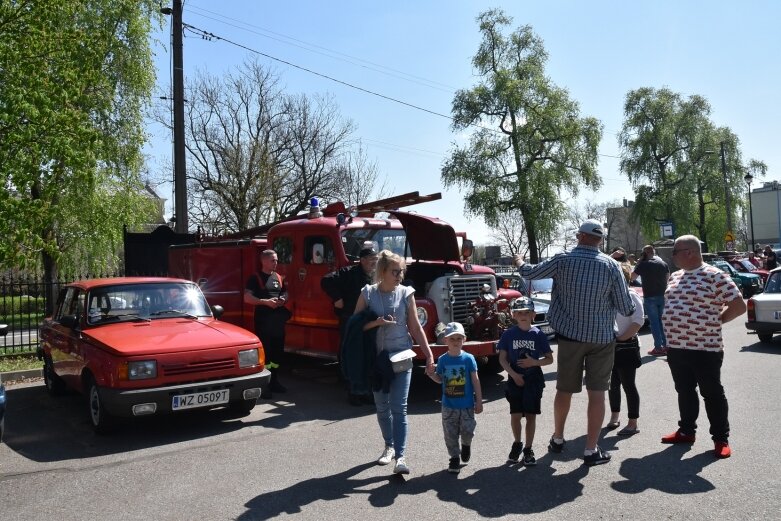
43, 356, 66, 396
758, 333, 774, 343
86, 376, 115, 434
229, 399, 256, 417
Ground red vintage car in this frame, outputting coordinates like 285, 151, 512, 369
38, 277, 270, 433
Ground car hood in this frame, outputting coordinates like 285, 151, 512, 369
390, 211, 460, 262
83, 319, 259, 356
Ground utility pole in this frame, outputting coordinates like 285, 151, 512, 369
172, 0, 188, 233
721, 141, 731, 234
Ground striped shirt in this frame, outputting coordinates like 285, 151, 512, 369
518, 245, 636, 343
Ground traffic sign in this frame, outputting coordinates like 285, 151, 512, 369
724, 231, 735, 242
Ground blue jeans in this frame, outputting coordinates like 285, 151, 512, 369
644, 295, 666, 349
374, 368, 412, 458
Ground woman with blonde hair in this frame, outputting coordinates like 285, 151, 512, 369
354, 250, 435, 474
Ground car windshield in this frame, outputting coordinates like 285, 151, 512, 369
86, 282, 211, 324
342, 228, 410, 260
738, 259, 756, 271
715, 262, 736, 276
527, 278, 553, 293
765, 272, 781, 293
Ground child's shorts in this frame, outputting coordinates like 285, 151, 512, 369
505, 379, 543, 415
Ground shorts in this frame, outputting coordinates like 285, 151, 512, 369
505, 379, 543, 415
556, 337, 615, 392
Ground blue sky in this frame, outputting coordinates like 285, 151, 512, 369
145, 1, 780, 243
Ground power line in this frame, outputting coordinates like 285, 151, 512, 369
179, 22, 624, 162
185, 5, 458, 93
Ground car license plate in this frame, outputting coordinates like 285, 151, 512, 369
542, 326, 554, 335
172, 389, 229, 411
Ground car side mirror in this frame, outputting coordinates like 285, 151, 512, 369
461, 239, 474, 261
211, 305, 224, 319
60, 315, 79, 329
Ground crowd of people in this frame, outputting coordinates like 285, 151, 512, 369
246, 222, 748, 475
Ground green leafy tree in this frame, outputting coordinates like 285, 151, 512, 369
441, 9, 602, 263
0, 1, 162, 286
619, 87, 758, 251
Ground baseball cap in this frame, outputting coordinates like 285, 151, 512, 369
578, 219, 604, 238
511, 297, 534, 312
443, 322, 466, 338
359, 241, 377, 258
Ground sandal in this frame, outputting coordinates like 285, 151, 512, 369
605, 420, 621, 430
617, 426, 640, 436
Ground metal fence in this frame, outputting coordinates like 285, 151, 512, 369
0, 274, 119, 356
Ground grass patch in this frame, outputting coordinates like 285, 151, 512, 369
0, 354, 41, 373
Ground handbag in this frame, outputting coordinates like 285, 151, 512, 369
388, 349, 416, 373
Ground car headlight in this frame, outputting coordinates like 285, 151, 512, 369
416, 306, 428, 327
238, 348, 259, 368
127, 360, 157, 380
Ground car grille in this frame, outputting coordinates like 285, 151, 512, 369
161, 357, 236, 376
449, 275, 496, 323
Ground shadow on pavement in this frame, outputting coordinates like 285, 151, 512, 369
237, 457, 590, 520
740, 340, 781, 354
611, 444, 716, 494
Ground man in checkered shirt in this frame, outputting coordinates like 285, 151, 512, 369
514, 219, 635, 466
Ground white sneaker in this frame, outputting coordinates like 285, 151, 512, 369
377, 446, 395, 465
393, 457, 410, 474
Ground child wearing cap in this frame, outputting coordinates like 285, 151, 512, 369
497, 297, 554, 466
427, 322, 483, 474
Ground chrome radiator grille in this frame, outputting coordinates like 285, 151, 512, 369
449, 275, 495, 323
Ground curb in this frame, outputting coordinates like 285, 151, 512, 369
0, 368, 43, 384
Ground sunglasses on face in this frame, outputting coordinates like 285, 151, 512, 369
672, 248, 690, 256
390, 268, 405, 277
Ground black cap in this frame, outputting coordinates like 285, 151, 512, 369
359, 247, 377, 258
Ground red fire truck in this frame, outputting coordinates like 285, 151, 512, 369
162, 192, 516, 367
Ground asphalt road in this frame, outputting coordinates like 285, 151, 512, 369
1, 318, 780, 521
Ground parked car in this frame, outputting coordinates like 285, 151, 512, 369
38, 277, 271, 433
728, 257, 769, 284
709, 260, 763, 297
746, 268, 781, 343
495, 273, 555, 339
0, 383, 5, 442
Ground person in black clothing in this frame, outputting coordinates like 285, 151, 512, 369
321, 243, 378, 405
244, 249, 291, 399
763, 245, 778, 270
631, 245, 670, 356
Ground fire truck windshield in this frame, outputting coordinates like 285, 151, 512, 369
342, 229, 410, 260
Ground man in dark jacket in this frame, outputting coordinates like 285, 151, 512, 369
321, 243, 378, 404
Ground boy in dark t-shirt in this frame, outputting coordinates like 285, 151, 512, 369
428, 322, 483, 474
498, 297, 553, 466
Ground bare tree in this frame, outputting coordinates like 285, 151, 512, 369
154, 59, 380, 233
489, 213, 528, 258
329, 143, 388, 207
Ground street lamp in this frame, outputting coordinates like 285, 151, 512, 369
745, 172, 755, 251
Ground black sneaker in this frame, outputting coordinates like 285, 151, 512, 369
507, 441, 523, 463
522, 447, 537, 466
548, 437, 565, 453
583, 446, 611, 466
448, 457, 461, 474
460, 444, 471, 463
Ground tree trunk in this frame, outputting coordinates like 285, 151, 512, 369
42, 248, 58, 316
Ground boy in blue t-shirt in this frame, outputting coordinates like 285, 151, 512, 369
498, 297, 553, 466
428, 322, 483, 474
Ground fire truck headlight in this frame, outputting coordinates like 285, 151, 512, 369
416, 306, 428, 327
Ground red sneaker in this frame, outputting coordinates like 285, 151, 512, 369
648, 347, 668, 356
661, 431, 696, 444
714, 441, 731, 458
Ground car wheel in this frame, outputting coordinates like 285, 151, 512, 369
43, 357, 66, 396
229, 399, 256, 417
86, 377, 115, 434
758, 333, 774, 343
